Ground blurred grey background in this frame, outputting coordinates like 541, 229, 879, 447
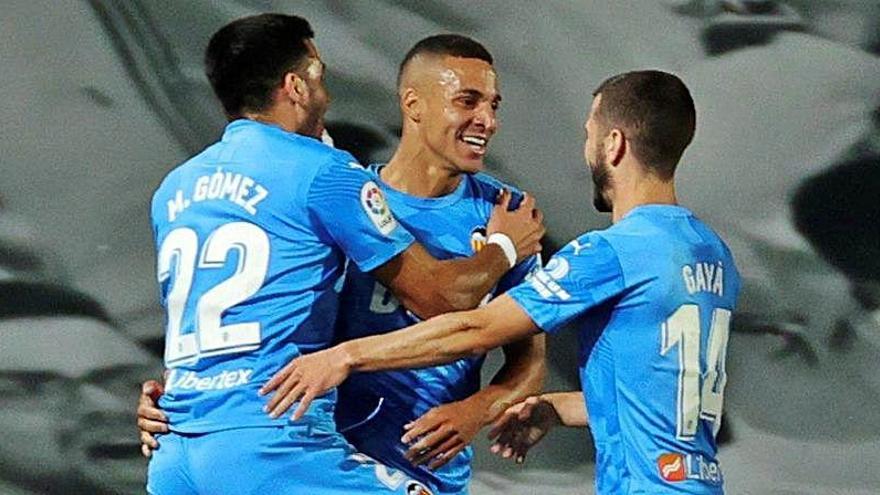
1, 1, 878, 493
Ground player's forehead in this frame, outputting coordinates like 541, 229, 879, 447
302, 39, 324, 78
586, 94, 602, 128
304, 38, 320, 60
429, 55, 499, 97
589, 94, 602, 118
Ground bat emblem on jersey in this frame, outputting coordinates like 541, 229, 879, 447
406, 481, 434, 495
470, 226, 487, 252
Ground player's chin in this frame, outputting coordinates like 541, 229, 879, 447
453, 141, 488, 172
454, 153, 486, 175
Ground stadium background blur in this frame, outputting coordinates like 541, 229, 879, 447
1, 1, 878, 493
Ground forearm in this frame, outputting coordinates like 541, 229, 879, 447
467, 336, 547, 425
430, 244, 511, 312
342, 295, 539, 373
343, 311, 492, 372
374, 242, 511, 320
542, 391, 588, 427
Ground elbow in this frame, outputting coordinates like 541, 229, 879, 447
441, 290, 482, 313
405, 288, 476, 320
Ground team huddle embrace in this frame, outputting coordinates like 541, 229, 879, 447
139, 13, 739, 495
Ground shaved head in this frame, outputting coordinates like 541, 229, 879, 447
398, 53, 488, 96
398, 52, 440, 93
397, 34, 493, 93
394, 34, 500, 175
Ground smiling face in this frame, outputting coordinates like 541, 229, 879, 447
410, 55, 500, 174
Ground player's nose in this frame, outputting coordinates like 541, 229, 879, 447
473, 104, 497, 135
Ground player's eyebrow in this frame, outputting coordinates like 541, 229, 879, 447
456, 89, 502, 103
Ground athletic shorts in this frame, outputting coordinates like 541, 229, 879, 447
341, 399, 470, 495
147, 416, 434, 494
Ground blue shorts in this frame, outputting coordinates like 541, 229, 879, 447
147, 418, 434, 494
340, 399, 471, 495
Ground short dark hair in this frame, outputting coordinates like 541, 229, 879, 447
592, 70, 696, 178
205, 13, 315, 119
397, 34, 493, 89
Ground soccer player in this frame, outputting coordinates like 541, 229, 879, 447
330, 35, 545, 494
145, 14, 543, 495
261, 70, 742, 494
139, 33, 545, 494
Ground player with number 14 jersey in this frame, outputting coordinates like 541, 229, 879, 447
508, 205, 740, 493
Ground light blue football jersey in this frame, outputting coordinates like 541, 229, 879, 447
508, 205, 740, 495
150, 120, 414, 433
335, 164, 539, 493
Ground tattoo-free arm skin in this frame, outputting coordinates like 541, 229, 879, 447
341, 294, 541, 372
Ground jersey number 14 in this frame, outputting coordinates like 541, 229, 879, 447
661, 305, 731, 440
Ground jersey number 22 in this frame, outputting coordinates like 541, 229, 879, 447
158, 222, 269, 366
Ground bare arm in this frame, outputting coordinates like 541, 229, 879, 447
464, 334, 547, 424
542, 391, 588, 427
260, 295, 542, 419
344, 294, 541, 373
398, 333, 546, 469
372, 191, 545, 319
372, 241, 510, 318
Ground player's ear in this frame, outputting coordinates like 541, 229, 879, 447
400, 87, 422, 123
282, 72, 308, 106
607, 128, 625, 166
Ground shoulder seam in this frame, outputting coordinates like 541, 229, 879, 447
592, 232, 628, 289
304, 152, 340, 210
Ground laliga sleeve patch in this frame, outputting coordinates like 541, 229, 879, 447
360, 181, 398, 235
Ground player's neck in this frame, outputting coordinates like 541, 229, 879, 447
243, 105, 316, 137
382, 141, 463, 198
610, 174, 677, 223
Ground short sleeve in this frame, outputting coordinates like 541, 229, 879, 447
507, 233, 626, 333
308, 154, 415, 271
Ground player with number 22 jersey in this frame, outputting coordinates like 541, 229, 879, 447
148, 120, 419, 494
